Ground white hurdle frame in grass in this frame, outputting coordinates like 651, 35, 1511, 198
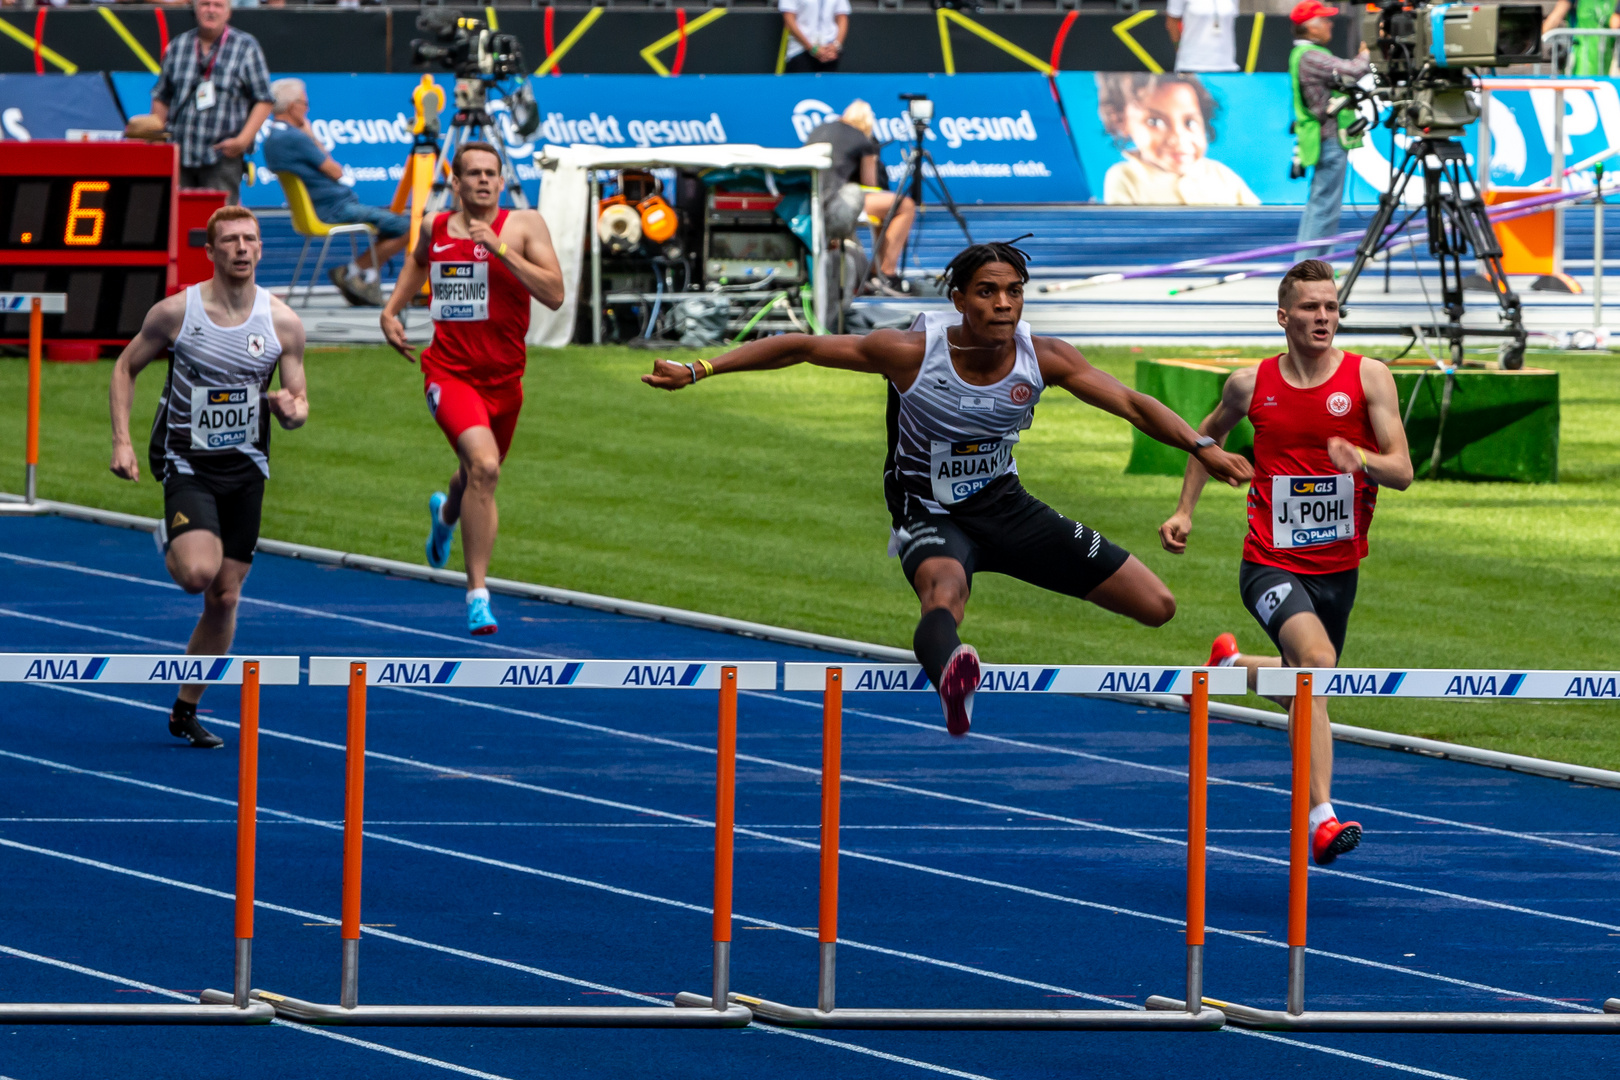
203, 657, 773, 1027
0, 654, 300, 1024
1145, 667, 1620, 1033
671, 663, 1246, 1031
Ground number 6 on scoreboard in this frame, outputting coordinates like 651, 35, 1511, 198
65, 181, 110, 247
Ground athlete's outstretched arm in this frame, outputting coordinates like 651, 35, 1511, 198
471, 210, 564, 310
267, 298, 309, 430
642, 329, 920, 389
1034, 337, 1252, 487
380, 215, 435, 363
1326, 358, 1412, 490
108, 294, 186, 483
1159, 366, 1256, 554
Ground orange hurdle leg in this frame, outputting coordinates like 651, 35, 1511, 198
1185, 670, 1208, 1014
711, 667, 737, 1011
25, 297, 41, 504
233, 661, 260, 1008
341, 662, 367, 1009
1286, 671, 1312, 1015
818, 668, 843, 1012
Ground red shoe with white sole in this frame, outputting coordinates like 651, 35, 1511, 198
1185, 632, 1241, 703
1312, 817, 1362, 865
938, 644, 980, 737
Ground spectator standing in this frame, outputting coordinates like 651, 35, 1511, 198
1166, 0, 1241, 73
1290, 1, 1368, 257
262, 79, 411, 306
780, 0, 850, 74
151, 0, 273, 206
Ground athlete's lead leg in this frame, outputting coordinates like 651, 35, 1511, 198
1274, 612, 1360, 864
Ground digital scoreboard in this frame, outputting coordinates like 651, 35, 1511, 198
0, 142, 178, 347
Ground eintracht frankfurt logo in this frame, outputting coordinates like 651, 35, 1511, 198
1326, 391, 1352, 416
1009, 383, 1034, 406
473, 243, 489, 260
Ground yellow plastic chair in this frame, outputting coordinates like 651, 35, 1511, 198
278, 171, 378, 308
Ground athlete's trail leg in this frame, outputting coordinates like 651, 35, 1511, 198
441, 464, 469, 527
911, 556, 969, 687
455, 426, 502, 590
1276, 612, 1337, 806
1083, 556, 1177, 627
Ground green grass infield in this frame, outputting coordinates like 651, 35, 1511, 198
4, 343, 1617, 769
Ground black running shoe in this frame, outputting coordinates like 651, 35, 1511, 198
170, 709, 224, 749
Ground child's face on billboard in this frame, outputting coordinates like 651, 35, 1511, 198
1123, 83, 1209, 176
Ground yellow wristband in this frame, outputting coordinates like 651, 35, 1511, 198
697, 358, 715, 378
1358, 448, 1368, 468
495, 242, 508, 257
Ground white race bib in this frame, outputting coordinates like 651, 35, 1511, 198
1271, 473, 1356, 549
194, 79, 217, 112
930, 438, 1012, 506
191, 384, 258, 451
430, 261, 488, 321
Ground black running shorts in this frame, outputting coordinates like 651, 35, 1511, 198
1238, 559, 1359, 661
897, 476, 1131, 600
162, 471, 265, 564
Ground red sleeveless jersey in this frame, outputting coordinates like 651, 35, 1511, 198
420, 209, 531, 386
1242, 352, 1379, 574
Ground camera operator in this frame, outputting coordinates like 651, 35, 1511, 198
1290, 1, 1369, 257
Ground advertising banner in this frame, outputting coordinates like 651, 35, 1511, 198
0, 73, 125, 143
114, 70, 1086, 209
1058, 72, 1620, 207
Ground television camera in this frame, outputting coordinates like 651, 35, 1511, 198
412, 10, 527, 81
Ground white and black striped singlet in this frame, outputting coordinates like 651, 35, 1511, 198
889, 311, 1045, 515
149, 285, 282, 482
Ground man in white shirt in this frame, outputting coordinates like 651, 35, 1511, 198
1167, 0, 1241, 73
780, 0, 851, 73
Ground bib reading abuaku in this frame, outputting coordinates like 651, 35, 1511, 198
431, 261, 489, 321
930, 437, 1014, 506
1271, 473, 1356, 549
190, 385, 258, 451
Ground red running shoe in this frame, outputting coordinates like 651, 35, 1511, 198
1185, 632, 1242, 703
938, 644, 980, 737
1312, 817, 1362, 865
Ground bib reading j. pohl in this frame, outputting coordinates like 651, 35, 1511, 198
1271, 473, 1356, 549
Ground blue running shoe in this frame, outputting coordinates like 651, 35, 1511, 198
426, 492, 455, 569
467, 594, 498, 636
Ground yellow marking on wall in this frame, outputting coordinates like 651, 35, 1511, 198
98, 8, 159, 75
639, 7, 727, 77
1112, 9, 1163, 74
939, 9, 1053, 75
775, 26, 790, 75
0, 18, 78, 74
1245, 12, 1265, 74
484, 7, 499, 32
936, 9, 956, 75
535, 6, 603, 77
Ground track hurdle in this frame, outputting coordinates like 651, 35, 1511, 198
0, 653, 299, 1023
1148, 667, 1620, 1033
674, 663, 1244, 1030
212, 656, 769, 1027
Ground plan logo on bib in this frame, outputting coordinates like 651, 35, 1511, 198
1009, 382, 1034, 406
1326, 391, 1352, 417
246, 333, 265, 358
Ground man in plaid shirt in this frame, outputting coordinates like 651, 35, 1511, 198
151, 0, 274, 206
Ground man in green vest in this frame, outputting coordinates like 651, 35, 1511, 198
1290, 1, 1369, 256
1543, 0, 1620, 76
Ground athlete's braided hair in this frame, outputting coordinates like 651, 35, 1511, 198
939, 236, 1033, 295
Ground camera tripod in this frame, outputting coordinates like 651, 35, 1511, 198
426, 78, 531, 213
872, 122, 973, 282
1338, 136, 1526, 369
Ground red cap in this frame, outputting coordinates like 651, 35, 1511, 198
1290, 0, 1339, 23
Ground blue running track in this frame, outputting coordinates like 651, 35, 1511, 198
1, 515, 1616, 1080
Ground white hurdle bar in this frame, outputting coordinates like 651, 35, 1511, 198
674, 663, 1245, 1031
204, 657, 772, 1027
1148, 668, 1620, 1032
0, 654, 297, 1024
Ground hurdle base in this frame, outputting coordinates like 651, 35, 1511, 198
201, 988, 752, 1027
1605, 998, 1620, 1013
0, 1000, 274, 1024
675, 992, 1223, 1031
1145, 995, 1620, 1033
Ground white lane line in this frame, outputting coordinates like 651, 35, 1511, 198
748, 692, 1620, 860
0, 835, 1471, 1080
0, 550, 554, 657
1, 725, 1601, 1017
0, 607, 186, 649
0, 943, 519, 1080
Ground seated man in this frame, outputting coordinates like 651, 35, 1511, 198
262, 77, 410, 306
804, 100, 916, 295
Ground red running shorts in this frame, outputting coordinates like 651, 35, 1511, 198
423, 371, 523, 460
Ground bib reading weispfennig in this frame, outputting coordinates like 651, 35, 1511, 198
1271, 473, 1356, 549
431, 261, 489, 321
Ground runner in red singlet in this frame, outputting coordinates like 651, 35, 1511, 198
1159, 259, 1413, 865
380, 142, 564, 635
